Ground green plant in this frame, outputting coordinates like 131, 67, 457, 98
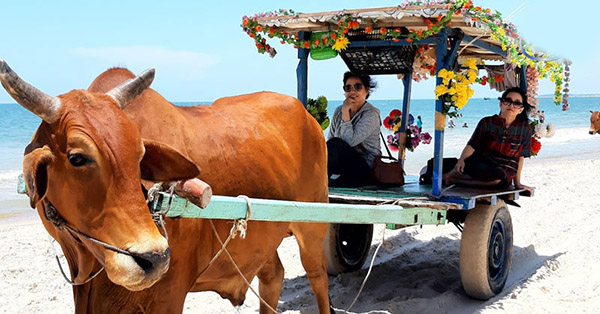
307, 96, 330, 130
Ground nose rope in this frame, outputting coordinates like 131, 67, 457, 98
45, 232, 105, 286
42, 201, 133, 256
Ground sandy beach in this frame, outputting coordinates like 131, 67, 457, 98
1, 156, 599, 313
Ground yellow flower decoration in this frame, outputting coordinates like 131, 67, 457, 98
435, 85, 449, 98
332, 36, 349, 52
467, 70, 477, 83
438, 69, 455, 85
464, 58, 477, 70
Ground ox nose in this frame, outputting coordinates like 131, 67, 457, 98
131, 248, 171, 276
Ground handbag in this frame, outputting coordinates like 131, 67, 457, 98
370, 132, 405, 186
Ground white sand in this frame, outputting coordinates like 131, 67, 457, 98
1, 157, 600, 313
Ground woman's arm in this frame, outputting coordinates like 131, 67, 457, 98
339, 109, 380, 147
513, 156, 532, 192
454, 145, 475, 175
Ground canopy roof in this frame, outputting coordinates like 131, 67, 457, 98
252, 5, 511, 61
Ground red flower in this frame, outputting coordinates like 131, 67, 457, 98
343, 28, 349, 34
395, 28, 402, 33
331, 33, 337, 40
280, 40, 285, 44
379, 27, 387, 34
406, 38, 412, 43
249, 33, 255, 38
389, 109, 402, 118
303, 41, 310, 49
383, 116, 395, 130
323, 37, 328, 44
393, 38, 399, 42
243, 19, 249, 26
269, 28, 275, 35
365, 26, 372, 33
437, 15, 443, 22
531, 137, 541, 155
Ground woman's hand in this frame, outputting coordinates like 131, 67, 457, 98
514, 182, 532, 193
454, 159, 466, 175
342, 97, 359, 121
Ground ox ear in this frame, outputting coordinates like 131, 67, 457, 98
140, 139, 200, 182
22, 146, 54, 208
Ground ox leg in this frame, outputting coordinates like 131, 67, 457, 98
257, 252, 284, 314
289, 222, 331, 314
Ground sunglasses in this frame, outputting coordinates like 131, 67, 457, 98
343, 83, 364, 92
498, 97, 524, 108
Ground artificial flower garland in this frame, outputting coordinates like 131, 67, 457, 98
242, 0, 570, 107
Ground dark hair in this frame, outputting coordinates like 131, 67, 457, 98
343, 71, 377, 99
501, 87, 531, 121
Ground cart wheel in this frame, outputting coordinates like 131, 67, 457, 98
324, 223, 373, 275
460, 200, 513, 300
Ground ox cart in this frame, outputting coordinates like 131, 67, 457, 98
15, 2, 567, 306
149, 3, 568, 301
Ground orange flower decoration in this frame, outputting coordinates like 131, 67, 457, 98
256, 25, 263, 32
365, 26, 372, 33
379, 27, 387, 34
303, 41, 310, 49
406, 38, 412, 43
249, 33, 255, 38
269, 28, 275, 35
243, 19, 249, 26
343, 28, 349, 34
314, 39, 320, 46
331, 33, 337, 40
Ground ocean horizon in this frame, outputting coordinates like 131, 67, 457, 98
1, 96, 599, 214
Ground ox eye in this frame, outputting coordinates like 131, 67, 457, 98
68, 153, 91, 167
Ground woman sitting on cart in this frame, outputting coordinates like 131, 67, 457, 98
444, 87, 533, 193
327, 71, 381, 187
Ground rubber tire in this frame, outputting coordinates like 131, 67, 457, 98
460, 200, 513, 300
324, 223, 373, 275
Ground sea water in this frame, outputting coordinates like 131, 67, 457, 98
0, 97, 598, 214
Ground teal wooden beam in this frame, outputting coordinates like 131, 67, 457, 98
153, 194, 446, 226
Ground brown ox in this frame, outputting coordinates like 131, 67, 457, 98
1, 61, 330, 313
590, 110, 600, 135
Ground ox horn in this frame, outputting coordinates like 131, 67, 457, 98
106, 68, 155, 109
0, 60, 61, 123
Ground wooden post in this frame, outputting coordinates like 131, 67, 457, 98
397, 72, 413, 165
296, 31, 311, 107
432, 29, 449, 197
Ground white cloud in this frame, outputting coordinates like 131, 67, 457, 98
70, 46, 220, 72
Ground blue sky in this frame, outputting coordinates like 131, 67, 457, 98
0, 0, 596, 103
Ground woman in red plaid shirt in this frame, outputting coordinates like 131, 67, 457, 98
444, 87, 533, 193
